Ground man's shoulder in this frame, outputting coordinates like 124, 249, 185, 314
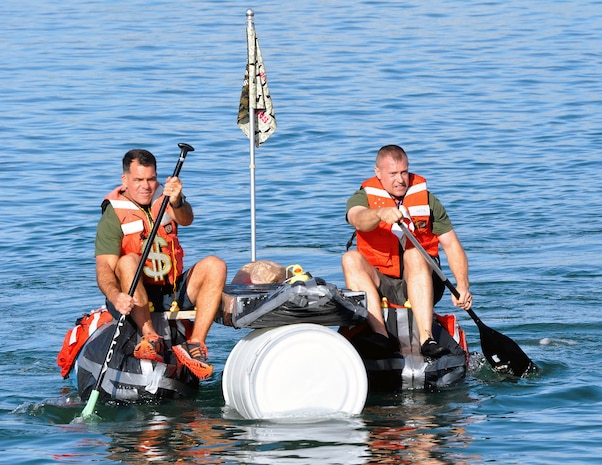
427, 192, 453, 234
427, 191, 441, 207
101, 198, 112, 214
95, 203, 123, 257
98, 201, 118, 220
96, 203, 121, 233
347, 187, 368, 209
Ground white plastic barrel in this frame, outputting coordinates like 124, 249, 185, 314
222, 323, 368, 420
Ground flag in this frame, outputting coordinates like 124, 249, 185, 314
237, 20, 276, 146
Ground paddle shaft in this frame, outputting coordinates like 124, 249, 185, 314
397, 222, 483, 325
81, 143, 194, 417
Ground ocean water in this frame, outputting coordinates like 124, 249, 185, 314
2, 0, 602, 463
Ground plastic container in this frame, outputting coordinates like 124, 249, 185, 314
284, 264, 311, 284
222, 323, 368, 420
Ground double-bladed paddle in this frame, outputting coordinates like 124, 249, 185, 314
397, 221, 537, 377
79, 143, 194, 419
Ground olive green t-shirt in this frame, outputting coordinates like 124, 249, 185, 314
346, 188, 453, 236
95, 203, 128, 257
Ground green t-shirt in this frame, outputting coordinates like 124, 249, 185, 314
346, 188, 453, 236
94, 203, 127, 257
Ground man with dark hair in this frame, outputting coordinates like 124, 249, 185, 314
95, 148, 226, 379
343, 145, 473, 359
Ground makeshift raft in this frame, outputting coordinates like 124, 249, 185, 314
58, 275, 468, 408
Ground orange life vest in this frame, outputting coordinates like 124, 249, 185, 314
57, 307, 113, 378
105, 186, 184, 287
356, 174, 439, 277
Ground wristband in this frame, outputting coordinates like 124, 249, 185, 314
171, 197, 184, 209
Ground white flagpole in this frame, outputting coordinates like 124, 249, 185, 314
239, 8, 276, 262
250, 108, 257, 262
246, 9, 257, 262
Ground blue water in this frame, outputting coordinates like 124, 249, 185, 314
2, 0, 602, 463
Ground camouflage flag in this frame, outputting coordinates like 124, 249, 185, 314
237, 20, 276, 146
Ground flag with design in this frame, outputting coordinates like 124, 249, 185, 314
237, 21, 276, 146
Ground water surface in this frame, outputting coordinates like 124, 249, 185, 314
1, 0, 602, 463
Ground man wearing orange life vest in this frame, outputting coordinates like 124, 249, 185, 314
95, 149, 227, 379
342, 145, 473, 359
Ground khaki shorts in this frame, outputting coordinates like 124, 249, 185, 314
377, 268, 445, 307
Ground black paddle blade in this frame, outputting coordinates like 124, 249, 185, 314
477, 320, 537, 377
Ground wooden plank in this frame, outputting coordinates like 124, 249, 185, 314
164, 310, 196, 320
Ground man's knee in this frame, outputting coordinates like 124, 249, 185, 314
342, 250, 363, 270
196, 255, 227, 280
403, 248, 430, 275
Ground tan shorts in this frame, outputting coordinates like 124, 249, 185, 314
377, 268, 445, 307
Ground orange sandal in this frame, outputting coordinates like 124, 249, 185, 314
173, 341, 213, 379
133, 334, 165, 363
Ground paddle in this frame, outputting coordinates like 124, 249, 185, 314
397, 221, 537, 377
80, 143, 194, 418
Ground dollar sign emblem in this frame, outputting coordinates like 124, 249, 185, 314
143, 236, 172, 282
